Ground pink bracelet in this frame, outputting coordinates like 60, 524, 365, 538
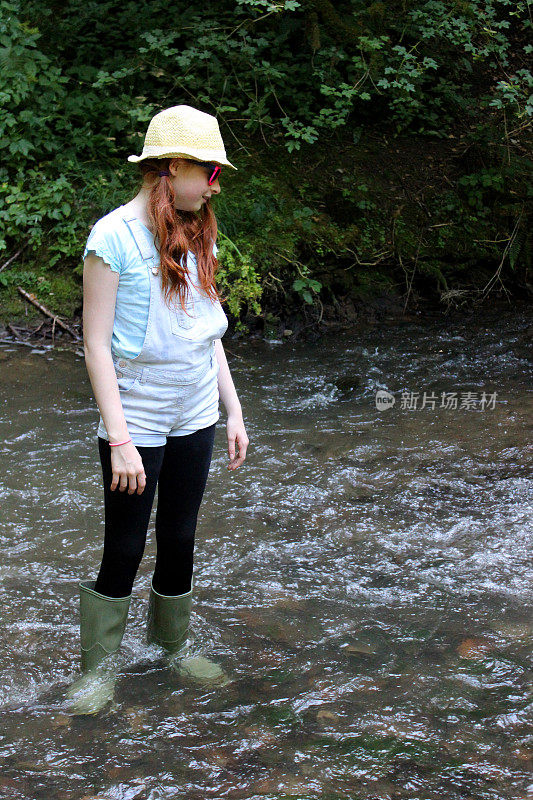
109, 438, 132, 447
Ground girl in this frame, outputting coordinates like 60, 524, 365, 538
67, 105, 248, 714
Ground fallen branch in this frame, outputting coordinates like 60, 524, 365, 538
7, 323, 27, 342
0, 246, 26, 273
0, 338, 52, 350
475, 210, 523, 305
16, 287, 81, 341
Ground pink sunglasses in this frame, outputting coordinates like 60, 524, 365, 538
199, 162, 222, 185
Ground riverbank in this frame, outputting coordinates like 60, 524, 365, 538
1, 126, 530, 339
1, 291, 530, 357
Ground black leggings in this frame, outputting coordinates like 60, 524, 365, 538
93, 422, 217, 598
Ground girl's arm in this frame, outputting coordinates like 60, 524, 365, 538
82, 254, 130, 442
83, 253, 146, 494
214, 338, 248, 470
214, 338, 242, 419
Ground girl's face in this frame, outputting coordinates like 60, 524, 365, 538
168, 158, 221, 212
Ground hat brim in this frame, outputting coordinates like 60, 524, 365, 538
127, 150, 237, 170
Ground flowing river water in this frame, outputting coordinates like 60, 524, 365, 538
0, 307, 531, 800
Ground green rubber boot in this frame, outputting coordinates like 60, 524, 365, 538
146, 577, 230, 685
65, 580, 132, 715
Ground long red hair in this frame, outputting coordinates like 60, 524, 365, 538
136, 157, 224, 313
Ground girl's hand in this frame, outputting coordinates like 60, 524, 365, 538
109, 441, 147, 494
227, 413, 249, 471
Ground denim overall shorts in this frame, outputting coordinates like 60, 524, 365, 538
97, 215, 229, 447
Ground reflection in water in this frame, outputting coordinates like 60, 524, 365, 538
0, 309, 531, 799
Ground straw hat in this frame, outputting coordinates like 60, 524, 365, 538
127, 105, 237, 170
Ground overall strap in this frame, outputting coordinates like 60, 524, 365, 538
121, 216, 156, 262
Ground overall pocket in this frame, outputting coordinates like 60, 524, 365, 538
170, 296, 229, 342
169, 297, 208, 339
116, 371, 140, 393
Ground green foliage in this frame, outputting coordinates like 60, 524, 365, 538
293, 275, 322, 305
0, 0, 530, 324
457, 169, 505, 210
214, 233, 262, 331
0, 2, 70, 250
